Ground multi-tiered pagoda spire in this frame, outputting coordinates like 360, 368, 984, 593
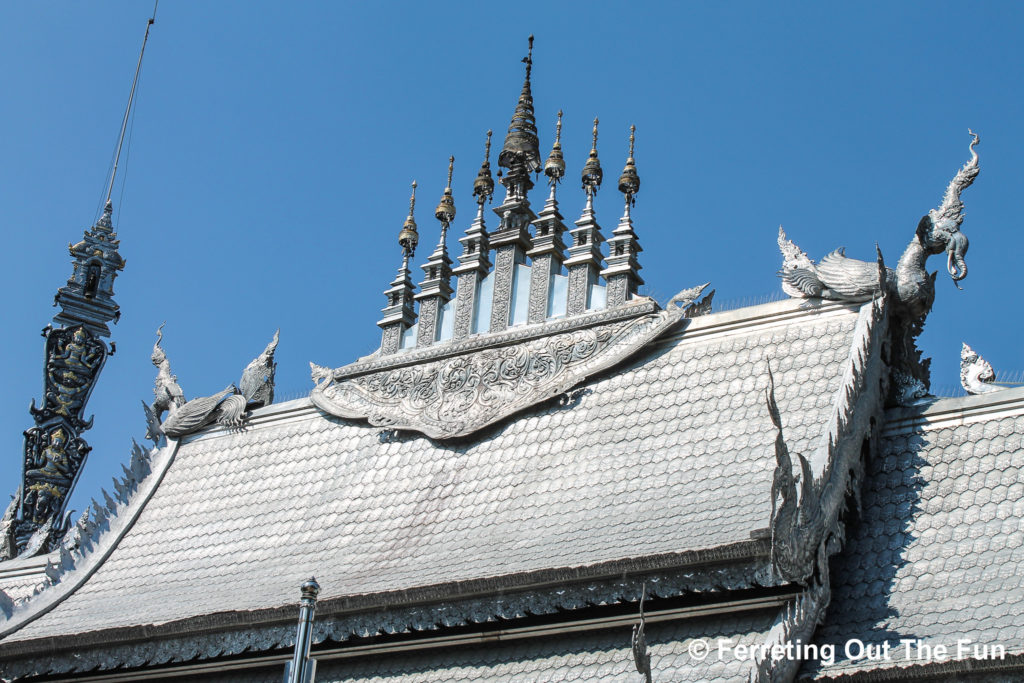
602, 125, 644, 305
1, 7, 158, 559
526, 111, 569, 324
377, 182, 420, 355
489, 35, 540, 333
415, 158, 456, 347
564, 117, 606, 316
365, 35, 652, 358
452, 132, 494, 340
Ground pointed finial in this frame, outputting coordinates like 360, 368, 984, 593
581, 117, 603, 195
473, 130, 495, 205
618, 124, 640, 206
97, 199, 114, 229
499, 35, 541, 194
524, 34, 534, 79
398, 180, 419, 257
544, 110, 566, 185
435, 156, 456, 225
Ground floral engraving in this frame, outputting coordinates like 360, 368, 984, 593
311, 285, 707, 440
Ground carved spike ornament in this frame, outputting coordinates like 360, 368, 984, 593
960, 342, 1004, 395
778, 131, 980, 404
311, 285, 708, 440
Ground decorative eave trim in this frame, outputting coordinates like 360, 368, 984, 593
658, 297, 861, 346
310, 285, 710, 440
750, 579, 832, 682
0, 541, 778, 677
0, 439, 179, 639
882, 385, 1024, 436
330, 296, 661, 380
768, 296, 890, 584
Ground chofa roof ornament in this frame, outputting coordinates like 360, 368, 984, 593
144, 327, 280, 441
777, 130, 981, 405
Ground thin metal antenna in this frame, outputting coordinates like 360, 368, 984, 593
105, 0, 159, 205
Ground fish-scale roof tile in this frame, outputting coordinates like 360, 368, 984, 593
4, 303, 864, 650
807, 395, 1024, 680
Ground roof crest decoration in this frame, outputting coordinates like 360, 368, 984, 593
778, 130, 980, 405
322, 35, 679, 437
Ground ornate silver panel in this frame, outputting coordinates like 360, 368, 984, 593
606, 273, 628, 307
527, 253, 552, 324
416, 298, 438, 347
311, 286, 706, 440
452, 272, 478, 340
566, 264, 591, 316
488, 245, 517, 333
379, 325, 401, 356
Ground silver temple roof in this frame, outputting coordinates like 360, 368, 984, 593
807, 388, 1024, 680
2, 298, 866, 667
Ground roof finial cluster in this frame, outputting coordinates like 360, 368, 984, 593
399, 180, 419, 259
371, 35, 651, 354
618, 124, 640, 208
581, 117, 603, 199
544, 110, 566, 189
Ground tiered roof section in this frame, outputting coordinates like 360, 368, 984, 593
806, 388, 1024, 681
0, 297, 883, 680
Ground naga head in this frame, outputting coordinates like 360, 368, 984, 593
151, 322, 168, 367
921, 130, 979, 287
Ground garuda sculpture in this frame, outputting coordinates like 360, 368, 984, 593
144, 327, 279, 440
779, 131, 979, 404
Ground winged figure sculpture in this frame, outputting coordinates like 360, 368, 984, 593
778, 131, 980, 403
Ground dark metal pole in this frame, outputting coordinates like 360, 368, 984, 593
285, 577, 320, 683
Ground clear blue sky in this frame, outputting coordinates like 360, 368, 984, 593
1, 2, 1022, 520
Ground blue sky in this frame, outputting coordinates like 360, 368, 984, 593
1, 2, 1022, 520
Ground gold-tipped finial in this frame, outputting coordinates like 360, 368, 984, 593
581, 116, 603, 194
473, 130, 495, 205
618, 124, 640, 205
399, 180, 419, 256
435, 156, 456, 224
544, 109, 566, 185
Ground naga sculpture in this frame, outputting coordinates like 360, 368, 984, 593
239, 329, 279, 408
144, 327, 279, 439
960, 342, 1004, 395
779, 131, 979, 404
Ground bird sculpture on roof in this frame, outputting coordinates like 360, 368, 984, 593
779, 131, 980, 403
239, 329, 279, 408
144, 327, 280, 439
150, 323, 185, 419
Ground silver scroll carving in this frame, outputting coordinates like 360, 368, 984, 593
311, 285, 708, 440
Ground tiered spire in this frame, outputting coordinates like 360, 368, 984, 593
54, 199, 127, 337
415, 158, 456, 346
378, 182, 420, 355
601, 125, 644, 305
2, 6, 158, 559
368, 36, 652, 354
453, 131, 495, 340
563, 117, 605, 316
498, 34, 540, 199
527, 111, 570, 324
488, 36, 539, 333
